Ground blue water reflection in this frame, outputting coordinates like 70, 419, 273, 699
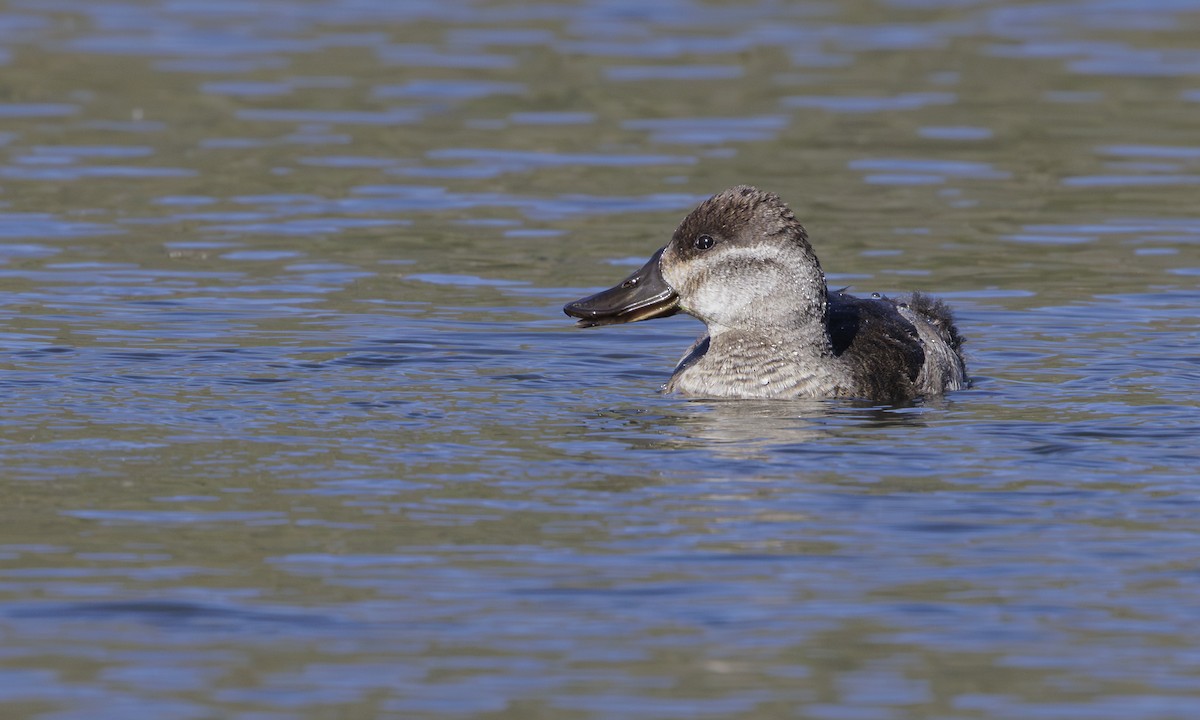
1, 0, 1199, 718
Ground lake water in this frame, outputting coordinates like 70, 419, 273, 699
1, 0, 1199, 717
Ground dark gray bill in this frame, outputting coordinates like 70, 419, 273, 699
563, 247, 679, 328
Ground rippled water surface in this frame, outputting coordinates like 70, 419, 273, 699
1, 0, 1199, 717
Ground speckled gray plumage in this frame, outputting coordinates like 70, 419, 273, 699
663, 296, 959, 401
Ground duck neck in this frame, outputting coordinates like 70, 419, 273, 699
705, 271, 834, 357
708, 311, 833, 356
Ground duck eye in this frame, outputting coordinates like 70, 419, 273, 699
694, 234, 715, 250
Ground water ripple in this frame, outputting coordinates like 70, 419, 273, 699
236, 107, 423, 125
783, 92, 956, 113
622, 115, 788, 144
3, 0, 1200, 717
0, 103, 77, 117
0, 213, 121, 238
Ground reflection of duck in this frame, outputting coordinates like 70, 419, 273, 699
565, 185, 967, 402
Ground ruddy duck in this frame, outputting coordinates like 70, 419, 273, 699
564, 185, 967, 401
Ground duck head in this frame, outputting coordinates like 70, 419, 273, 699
564, 185, 828, 334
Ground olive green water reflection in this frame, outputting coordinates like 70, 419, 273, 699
1, 0, 1199, 718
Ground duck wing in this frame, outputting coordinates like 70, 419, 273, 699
825, 290, 926, 397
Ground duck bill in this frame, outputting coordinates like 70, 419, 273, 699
564, 247, 679, 328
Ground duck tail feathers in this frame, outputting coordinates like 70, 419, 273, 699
909, 291, 964, 352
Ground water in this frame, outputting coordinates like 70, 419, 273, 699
1, 0, 1199, 717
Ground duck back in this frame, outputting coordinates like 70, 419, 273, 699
826, 291, 925, 400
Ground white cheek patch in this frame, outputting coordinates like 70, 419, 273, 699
692, 272, 779, 316
689, 281, 752, 319
671, 246, 785, 324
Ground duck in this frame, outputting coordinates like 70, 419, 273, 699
563, 185, 967, 402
